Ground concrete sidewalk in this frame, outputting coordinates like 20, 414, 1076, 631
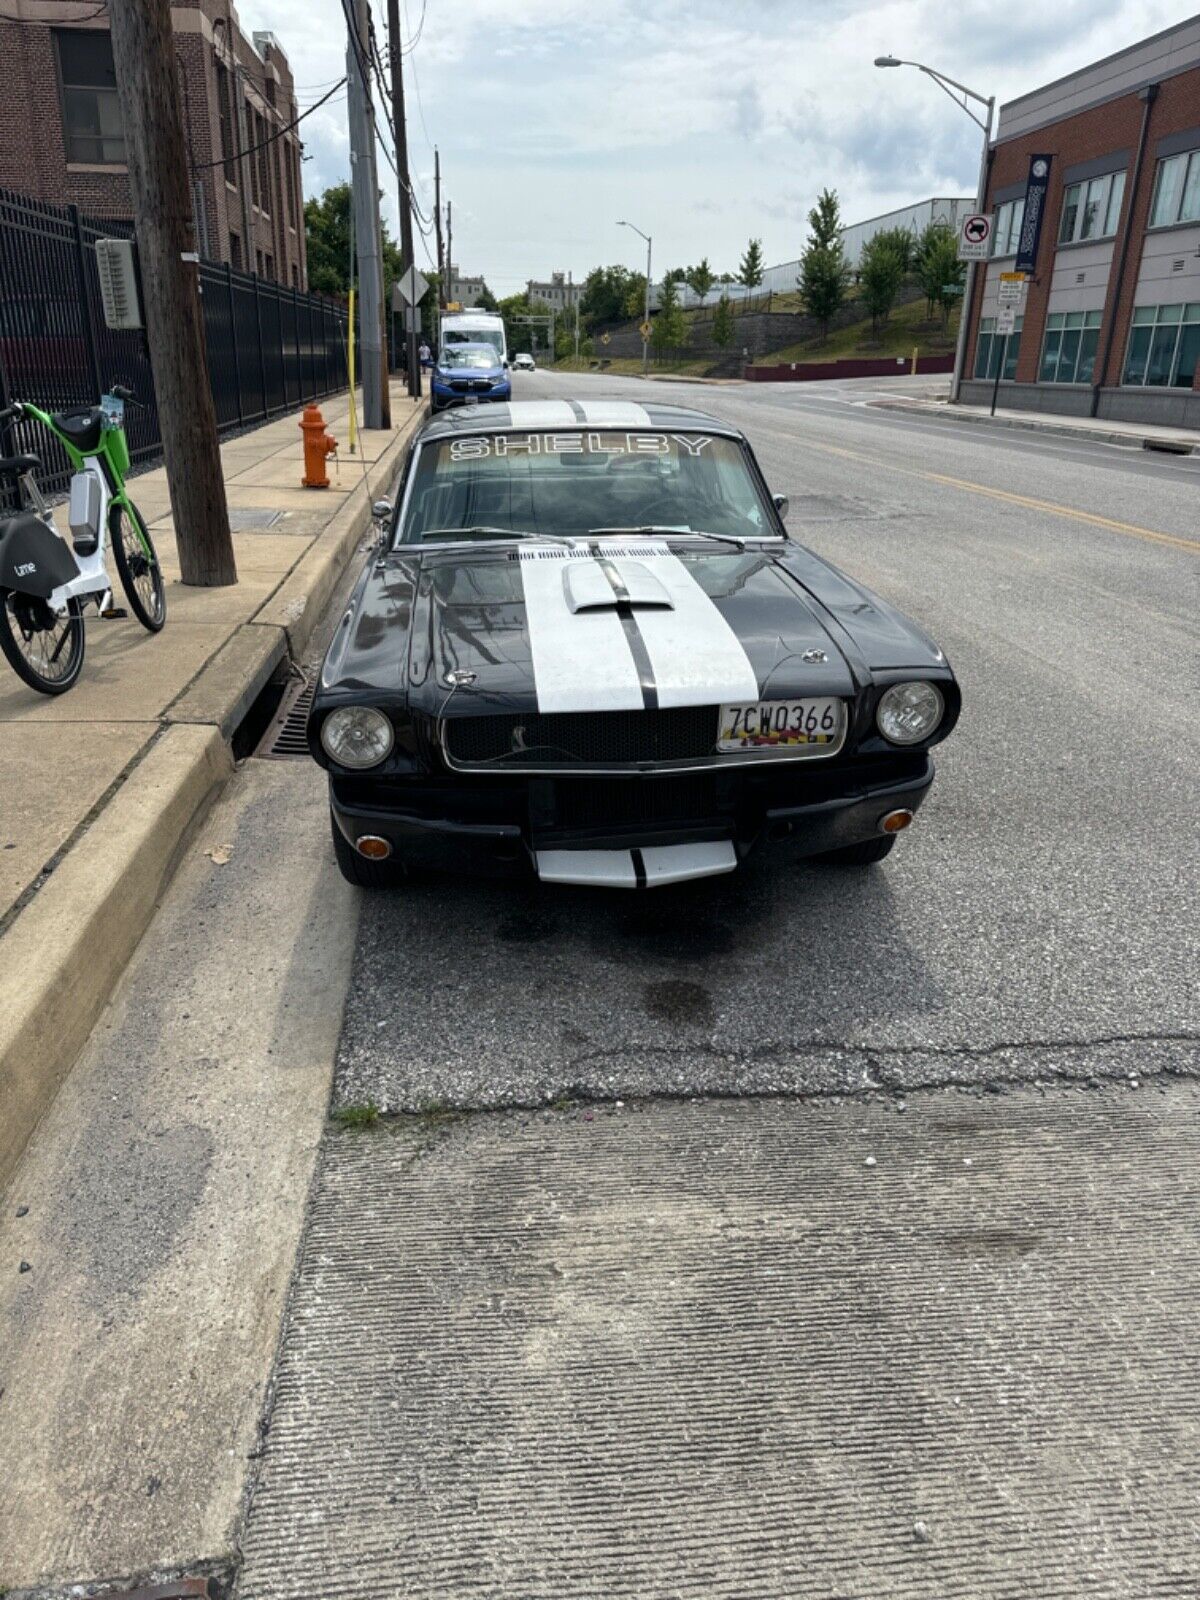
0, 382, 424, 1186
868, 389, 1200, 453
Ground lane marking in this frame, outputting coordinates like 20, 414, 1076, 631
787, 437, 1200, 555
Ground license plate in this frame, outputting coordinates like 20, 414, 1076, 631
718, 697, 841, 751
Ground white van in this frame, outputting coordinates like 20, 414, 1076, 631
439, 311, 507, 366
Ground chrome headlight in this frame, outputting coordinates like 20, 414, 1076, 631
876, 681, 944, 745
320, 706, 394, 768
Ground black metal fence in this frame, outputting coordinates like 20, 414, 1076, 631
0, 186, 349, 497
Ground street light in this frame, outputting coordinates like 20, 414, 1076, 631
617, 219, 652, 378
874, 55, 995, 403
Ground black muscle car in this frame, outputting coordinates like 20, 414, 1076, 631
308, 400, 959, 889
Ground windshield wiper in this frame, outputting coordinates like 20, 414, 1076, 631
587, 525, 754, 550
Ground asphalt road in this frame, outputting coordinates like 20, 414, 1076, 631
336, 369, 1199, 1111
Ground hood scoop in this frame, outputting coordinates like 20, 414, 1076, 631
563, 558, 674, 614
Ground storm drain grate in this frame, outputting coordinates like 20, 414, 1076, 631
256, 676, 315, 759
229, 509, 283, 531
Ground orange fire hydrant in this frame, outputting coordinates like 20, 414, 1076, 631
300, 404, 337, 488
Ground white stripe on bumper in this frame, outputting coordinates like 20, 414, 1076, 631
535, 841, 738, 888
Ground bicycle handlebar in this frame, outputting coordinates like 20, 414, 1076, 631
109, 384, 138, 404
0, 402, 22, 425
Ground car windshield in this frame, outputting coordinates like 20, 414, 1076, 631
439, 348, 496, 370
444, 328, 505, 359
397, 429, 779, 544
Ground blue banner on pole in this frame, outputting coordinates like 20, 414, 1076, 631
1015, 155, 1053, 275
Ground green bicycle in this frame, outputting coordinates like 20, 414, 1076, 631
0, 385, 165, 695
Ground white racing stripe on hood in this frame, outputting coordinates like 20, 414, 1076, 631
577, 401, 653, 427
607, 547, 760, 707
517, 548, 645, 712
504, 401, 579, 427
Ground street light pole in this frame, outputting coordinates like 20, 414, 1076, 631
874, 56, 994, 403
618, 219, 652, 377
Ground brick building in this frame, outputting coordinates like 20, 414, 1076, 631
525, 272, 581, 313
962, 16, 1200, 427
0, 0, 307, 289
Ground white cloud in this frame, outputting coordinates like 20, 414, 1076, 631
236, 0, 1194, 285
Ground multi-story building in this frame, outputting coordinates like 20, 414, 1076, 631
446, 263, 488, 307
0, 0, 307, 288
962, 15, 1200, 427
525, 271, 581, 312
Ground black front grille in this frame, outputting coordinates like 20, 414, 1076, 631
554, 775, 722, 830
449, 378, 490, 392
444, 707, 718, 768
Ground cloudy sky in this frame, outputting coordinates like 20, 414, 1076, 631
238, 0, 1191, 292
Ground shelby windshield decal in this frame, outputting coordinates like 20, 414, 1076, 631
448, 432, 713, 461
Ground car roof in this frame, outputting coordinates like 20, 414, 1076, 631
418, 399, 744, 441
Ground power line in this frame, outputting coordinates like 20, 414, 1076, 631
190, 77, 347, 171
398, 0, 426, 54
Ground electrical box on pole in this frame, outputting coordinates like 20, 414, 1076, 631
95, 239, 143, 330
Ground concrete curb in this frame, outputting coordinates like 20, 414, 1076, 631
0, 402, 424, 1194
0, 726, 231, 1187
866, 397, 1200, 454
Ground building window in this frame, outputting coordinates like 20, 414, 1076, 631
56, 30, 126, 165
974, 315, 1023, 380
257, 114, 272, 215
216, 61, 236, 186
1039, 310, 1103, 383
229, 231, 242, 270
265, 253, 274, 281
291, 262, 299, 289
1059, 171, 1125, 244
285, 144, 298, 228
256, 248, 264, 277
1150, 150, 1200, 229
991, 198, 1024, 257
1122, 303, 1200, 387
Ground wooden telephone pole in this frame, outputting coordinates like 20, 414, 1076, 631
434, 148, 445, 308
106, 0, 236, 586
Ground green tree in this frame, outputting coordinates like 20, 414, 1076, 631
475, 283, 499, 312
624, 272, 648, 318
651, 276, 688, 358
869, 225, 915, 276
858, 235, 905, 337
738, 237, 764, 290
304, 182, 403, 299
807, 187, 843, 250
798, 189, 848, 340
579, 264, 637, 326
915, 222, 963, 326
686, 256, 715, 301
711, 292, 735, 349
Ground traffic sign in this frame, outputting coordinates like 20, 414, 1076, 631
395, 265, 430, 306
958, 212, 992, 261
997, 270, 1027, 307
639, 320, 652, 340
996, 305, 1017, 335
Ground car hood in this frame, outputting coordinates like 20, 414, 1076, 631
323, 540, 947, 717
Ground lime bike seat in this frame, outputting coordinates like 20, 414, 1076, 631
53, 409, 104, 451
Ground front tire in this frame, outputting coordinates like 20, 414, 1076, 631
817, 835, 896, 866
0, 589, 85, 694
331, 813, 406, 889
110, 499, 166, 633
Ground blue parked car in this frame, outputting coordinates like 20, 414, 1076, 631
430, 342, 511, 413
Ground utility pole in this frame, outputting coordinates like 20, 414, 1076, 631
445, 200, 453, 302
434, 148, 445, 306
107, 0, 236, 586
346, 0, 386, 427
386, 0, 420, 397
571, 269, 580, 360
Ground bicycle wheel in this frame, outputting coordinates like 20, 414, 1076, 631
0, 588, 85, 695
110, 499, 166, 632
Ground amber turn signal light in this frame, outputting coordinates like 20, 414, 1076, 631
355, 834, 392, 860
881, 809, 914, 834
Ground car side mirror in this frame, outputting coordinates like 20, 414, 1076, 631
773, 493, 789, 519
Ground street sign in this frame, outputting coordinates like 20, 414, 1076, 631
996, 305, 1017, 335
941, 283, 964, 296
395, 265, 430, 306
639, 320, 652, 340
997, 271, 1027, 307
958, 212, 992, 260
